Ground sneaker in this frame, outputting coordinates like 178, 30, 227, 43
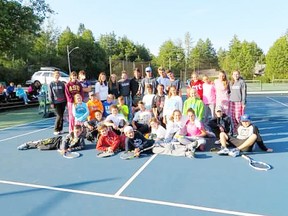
214, 140, 221, 145
54, 131, 60, 135
187, 141, 198, 151
164, 143, 174, 154
228, 148, 240, 157
217, 147, 229, 155
185, 150, 195, 158
17, 143, 29, 150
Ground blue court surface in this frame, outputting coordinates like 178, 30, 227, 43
1, 94, 288, 216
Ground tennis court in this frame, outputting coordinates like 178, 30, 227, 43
0, 93, 288, 216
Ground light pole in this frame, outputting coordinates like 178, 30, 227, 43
67, 45, 79, 74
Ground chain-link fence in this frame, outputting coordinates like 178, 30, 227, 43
108, 60, 151, 79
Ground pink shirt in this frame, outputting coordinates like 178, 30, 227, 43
202, 82, 216, 105
185, 120, 204, 136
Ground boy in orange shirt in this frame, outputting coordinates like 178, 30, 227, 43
86, 92, 104, 121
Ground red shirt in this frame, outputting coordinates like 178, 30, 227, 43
96, 130, 120, 152
65, 81, 83, 103
189, 80, 204, 99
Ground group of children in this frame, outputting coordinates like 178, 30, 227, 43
17, 68, 273, 159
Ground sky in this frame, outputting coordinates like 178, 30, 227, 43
45, 0, 288, 56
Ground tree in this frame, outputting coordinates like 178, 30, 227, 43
217, 48, 228, 71
135, 44, 152, 62
265, 33, 288, 80
156, 40, 185, 77
76, 29, 106, 77
117, 36, 137, 61
184, 32, 193, 81
29, 20, 60, 69
225, 35, 264, 79
189, 38, 218, 71
0, 0, 52, 54
99, 32, 118, 59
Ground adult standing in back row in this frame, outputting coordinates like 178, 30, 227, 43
49, 70, 67, 135
140, 66, 157, 95
229, 70, 247, 134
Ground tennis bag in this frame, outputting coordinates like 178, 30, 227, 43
37, 136, 62, 150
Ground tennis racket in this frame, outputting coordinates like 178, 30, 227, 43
97, 151, 115, 158
63, 151, 81, 159
241, 154, 271, 171
120, 145, 154, 160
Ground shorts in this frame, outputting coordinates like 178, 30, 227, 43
228, 137, 252, 152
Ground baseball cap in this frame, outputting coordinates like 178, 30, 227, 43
124, 126, 133, 133
215, 106, 222, 112
240, 114, 251, 122
145, 66, 152, 72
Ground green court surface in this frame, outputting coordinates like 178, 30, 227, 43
0, 107, 44, 129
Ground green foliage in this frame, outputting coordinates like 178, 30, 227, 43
265, 34, 288, 79
221, 35, 264, 79
0, 0, 52, 54
189, 38, 218, 71
99, 32, 118, 58
156, 40, 185, 77
0, 1, 286, 84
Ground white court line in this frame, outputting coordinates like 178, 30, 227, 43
0, 179, 264, 216
115, 154, 157, 196
0, 126, 53, 142
266, 96, 288, 107
0, 117, 54, 131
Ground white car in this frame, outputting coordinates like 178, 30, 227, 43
30, 67, 70, 85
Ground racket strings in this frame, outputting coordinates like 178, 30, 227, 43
251, 161, 270, 169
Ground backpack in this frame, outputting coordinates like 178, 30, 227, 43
37, 136, 62, 150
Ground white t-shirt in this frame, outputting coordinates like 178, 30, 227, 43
151, 125, 166, 140
133, 110, 152, 125
237, 125, 254, 140
105, 113, 126, 127
95, 82, 108, 101
165, 116, 187, 139
142, 94, 155, 111
163, 95, 183, 119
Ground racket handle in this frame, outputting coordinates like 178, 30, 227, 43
241, 154, 250, 160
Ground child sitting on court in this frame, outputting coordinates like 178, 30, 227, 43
104, 104, 127, 135
84, 109, 105, 143
149, 117, 166, 141
59, 125, 86, 154
123, 126, 154, 156
217, 114, 273, 157
131, 101, 152, 135
207, 105, 232, 141
96, 124, 123, 154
